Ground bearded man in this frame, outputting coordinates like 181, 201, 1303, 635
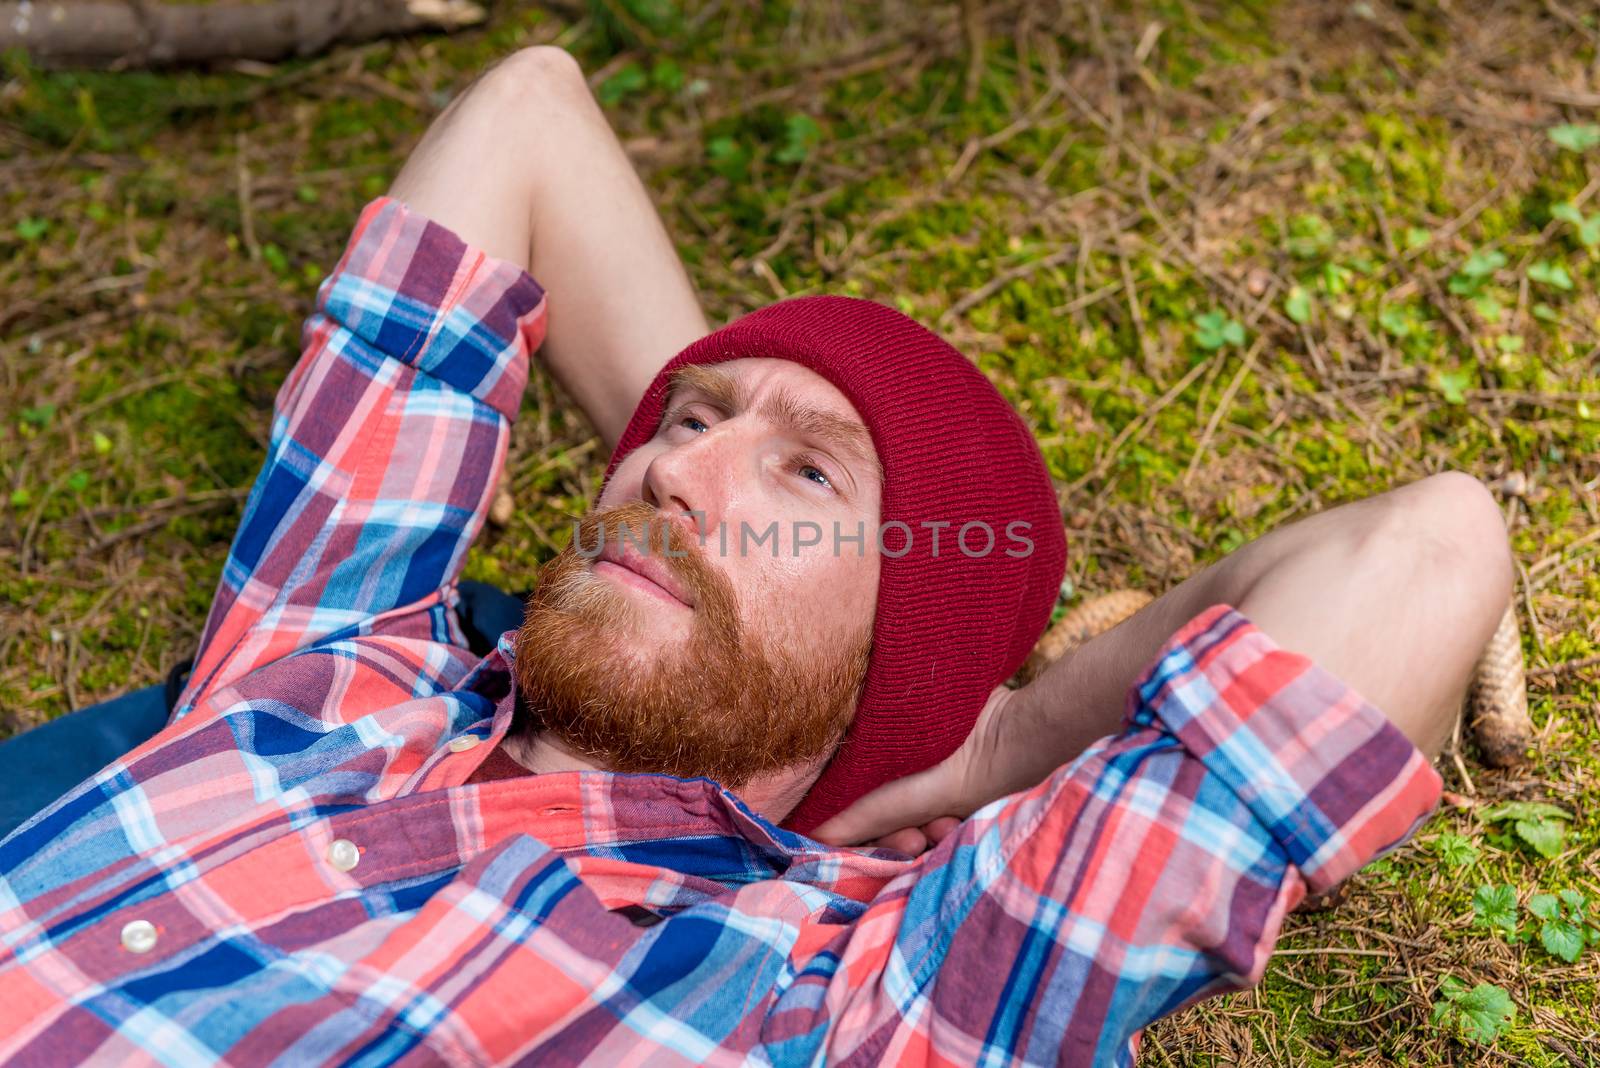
0, 47, 1511, 1065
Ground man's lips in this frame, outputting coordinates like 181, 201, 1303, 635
594, 543, 695, 609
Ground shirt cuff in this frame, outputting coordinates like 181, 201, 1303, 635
314, 196, 548, 420
1129, 604, 1442, 895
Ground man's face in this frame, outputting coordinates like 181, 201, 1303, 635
513, 358, 883, 791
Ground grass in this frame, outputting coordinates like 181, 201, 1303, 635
2, 0, 1598, 1062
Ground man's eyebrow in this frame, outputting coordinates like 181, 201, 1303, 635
762, 385, 881, 483
664, 365, 881, 484
665, 364, 745, 413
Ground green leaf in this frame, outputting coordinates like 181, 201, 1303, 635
705, 136, 749, 180
1459, 249, 1507, 278
1533, 302, 1560, 322
1432, 368, 1472, 405
775, 113, 823, 164
598, 63, 648, 106
650, 58, 684, 92
1284, 285, 1312, 324
8, 487, 30, 508
1541, 918, 1585, 962
1552, 201, 1585, 225
1495, 334, 1524, 354
1482, 801, 1571, 824
1472, 884, 1518, 933
1549, 123, 1600, 152
64, 470, 89, 493
1403, 226, 1431, 250
1527, 260, 1574, 290
1433, 981, 1514, 1044
1528, 892, 1561, 921
1552, 202, 1600, 246
1285, 213, 1334, 258
1485, 801, 1572, 858
261, 243, 289, 276
1378, 305, 1411, 337
1473, 294, 1503, 322
1558, 889, 1587, 914
1192, 310, 1246, 350
20, 403, 55, 427
91, 431, 113, 455
1516, 818, 1567, 858
1435, 832, 1479, 868
15, 217, 48, 241
1318, 261, 1352, 295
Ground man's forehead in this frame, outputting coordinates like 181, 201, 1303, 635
666, 358, 844, 410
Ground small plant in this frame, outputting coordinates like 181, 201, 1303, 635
1527, 259, 1574, 290
1551, 202, 1600, 247
775, 114, 823, 164
1471, 883, 1518, 934
1447, 247, 1509, 320
1481, 800, 1571, 858
1432, 978, 1514, 1044
1379, 304, 1417, 338
1430, 368, 1474, 405
1548, 123, 1600, 152
1284, 212, 1334, 259
705, 136, 750, 180
1284, 285, 1312, 325
1433, 832, 1479, 868
1447, 248, 1506, 296
1191, 310, 1246, 350
1469, 882, 1599, 962
597, 63, 648, 106
1527, 890, 1597, 964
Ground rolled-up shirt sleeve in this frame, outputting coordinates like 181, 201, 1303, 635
782, 604, 1442, 1065
174, 197, 547, 719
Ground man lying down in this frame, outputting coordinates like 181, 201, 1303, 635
0, 46, 1513, 1066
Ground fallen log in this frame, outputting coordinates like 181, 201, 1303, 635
0, 0, 486, 69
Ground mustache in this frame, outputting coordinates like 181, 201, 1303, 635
560, 501, 736, 618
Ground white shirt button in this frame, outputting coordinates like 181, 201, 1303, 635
447, 735, 481, 753
120, 919, 158, 953
328, 838, 361, 872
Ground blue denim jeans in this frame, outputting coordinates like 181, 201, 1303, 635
0, 581, 526, 841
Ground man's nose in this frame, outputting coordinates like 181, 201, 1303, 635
640, 428, 737, 541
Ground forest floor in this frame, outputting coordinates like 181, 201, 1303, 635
1, 1, 1598, 1063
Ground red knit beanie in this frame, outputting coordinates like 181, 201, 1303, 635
606, 295, 1066, 834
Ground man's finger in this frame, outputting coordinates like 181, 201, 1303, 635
809, 765, 951, 846
870, 828, 930, 855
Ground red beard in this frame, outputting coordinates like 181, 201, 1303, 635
511, 501, 871, 790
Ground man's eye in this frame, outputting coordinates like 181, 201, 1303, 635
680, 415, 708, 433
797, 463, 833, 490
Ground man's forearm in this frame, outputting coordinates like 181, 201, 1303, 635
388, 47, 707, 449
1006, 473, 1512, 782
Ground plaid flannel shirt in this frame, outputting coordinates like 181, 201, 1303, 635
0, 197, 1442, 1067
